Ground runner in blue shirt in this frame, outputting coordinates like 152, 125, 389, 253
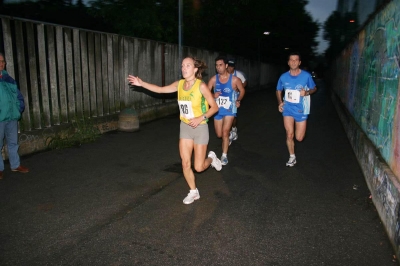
276, 52, 317, 167
227, 59, 247, 145
208, 55, 245, 166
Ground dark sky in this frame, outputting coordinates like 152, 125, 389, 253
305, 0, 338, 54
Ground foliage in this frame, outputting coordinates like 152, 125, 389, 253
322, 11, 359, 63
2, 0, 320, 66
88, 0, 175, 41
47, 117, 101, 150
1, 0, 113, 32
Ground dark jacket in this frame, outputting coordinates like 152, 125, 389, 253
0, 70, 25, 122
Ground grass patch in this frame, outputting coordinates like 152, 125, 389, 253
47, 117, 101, 150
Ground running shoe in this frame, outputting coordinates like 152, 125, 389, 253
286, 156, 296, 167
208, 151, 222, 171
229, 131, 234, 146
232, 127, 238, 140
183, 189, 200, 204
221, 155, 228, 166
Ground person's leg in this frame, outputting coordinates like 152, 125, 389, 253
283, 116, 298, 166
214, 118, 223, 138
230, 117, 238, 143
193, 143, 211, 172
192, 124, 213, 172
283, 116, 295, 155
179, 138, 195, 190
0, 122, 6, 171
295, 120, 307, 142
180, 138, 202, 204
222, 116, 235, 154
5, 120, 20, 170
232, 117, 237, 128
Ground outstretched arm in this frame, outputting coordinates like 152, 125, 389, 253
127, 75, 178, 93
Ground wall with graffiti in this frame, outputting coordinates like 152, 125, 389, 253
330, 0, 400, 255
332, 0, 400, 178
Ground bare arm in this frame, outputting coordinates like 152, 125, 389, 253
232, 76, 245, 101
127, 75, 178, 93
300, 86, 317, 96
207, 76, 215, 91
200, 82, 218, 118
207, 75, 220, 98
187, 82, 219, 128
276, 90, 284, 113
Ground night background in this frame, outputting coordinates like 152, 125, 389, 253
0, 0, 361, 73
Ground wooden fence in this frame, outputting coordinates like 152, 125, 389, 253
0, 15, 278, 135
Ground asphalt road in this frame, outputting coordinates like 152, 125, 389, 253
0, 80, 397, 265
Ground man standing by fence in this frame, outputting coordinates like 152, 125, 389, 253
0, 53, 29, 179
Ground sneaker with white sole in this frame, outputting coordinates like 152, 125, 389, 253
221, 155, 228, 166
208, 151, 222, 171
183, 189, 200, 204
286, 156, 296, 167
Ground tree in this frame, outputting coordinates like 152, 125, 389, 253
1, 0, 319, 65
1, 0, 113, 32
323, 10, 359, 63
88, 0, 177, 42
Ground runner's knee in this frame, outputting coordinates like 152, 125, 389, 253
286, 132, 294, 140
181, 160, 191, 170
194, 163, 205, 173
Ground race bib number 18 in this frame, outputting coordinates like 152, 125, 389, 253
178, 100, 194, 119
284, 89, 300, 103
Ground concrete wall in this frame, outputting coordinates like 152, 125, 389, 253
329, 0, 400, 256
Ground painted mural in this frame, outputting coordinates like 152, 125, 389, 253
333, 0, 400, 178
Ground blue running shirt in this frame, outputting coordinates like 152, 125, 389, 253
215, 74, 237, 115
276, 70, 316, 114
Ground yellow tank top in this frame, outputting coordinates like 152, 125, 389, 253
177, 79, 209, 124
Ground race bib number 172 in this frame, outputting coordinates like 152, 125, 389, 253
216, 96, 232, 109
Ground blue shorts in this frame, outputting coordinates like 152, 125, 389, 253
214, 113, 236, 120
283, 103, 308, 122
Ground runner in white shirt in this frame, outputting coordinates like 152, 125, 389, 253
227, 59, 247, 145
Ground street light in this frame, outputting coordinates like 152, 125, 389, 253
178, 0, 182, 78
179, 0, 183, 65
258, 31, 270, 64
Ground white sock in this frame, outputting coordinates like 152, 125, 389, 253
232, 127, 237, 132
290, 154, 296, 158
190, 188, 198, 193
222, 153, 227, 157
